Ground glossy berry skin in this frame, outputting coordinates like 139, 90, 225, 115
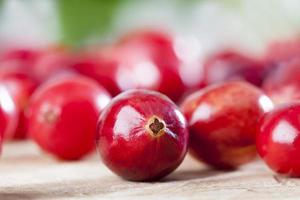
257, 103, 300, 177
0, 69, 38, 139
181, 81, 274, 169
203, 50, 266, 86
74, 30, 186, 101
72, 52, 121, 96
96, 90, 188, 181
263, 59, 300, 105
28, 76, 111, 160
0, 83, 18, 140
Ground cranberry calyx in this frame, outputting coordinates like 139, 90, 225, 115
147, 116, 165, 137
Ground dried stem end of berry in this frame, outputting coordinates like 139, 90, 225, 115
146, 116, 166, 137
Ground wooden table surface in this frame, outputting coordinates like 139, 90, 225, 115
0, 141, 299, 200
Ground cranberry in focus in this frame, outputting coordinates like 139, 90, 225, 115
181, 81, 273, 169
96, 89, 189, 181
28, 76, 111, 160
203, 50, 266, 86
256, 103, 300, 177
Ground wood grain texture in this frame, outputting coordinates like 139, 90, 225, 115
0, 141, 299, 200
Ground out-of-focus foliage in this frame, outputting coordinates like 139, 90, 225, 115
58, 0, 120, 46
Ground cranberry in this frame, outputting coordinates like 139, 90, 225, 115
117, 30, 185, 101
256, 103, 300, 177
28, 76, 111, 160
0, 69, 38, 139
74, 30, 186, 101
0, 48, 40, 75
31, 47, 75, 82
203, 50, 266, 86
0, 48, 40, 63
0, 109, 7, 153
96, 89, 188, 181
72, 51, 121, 96
181, 81, 273, 169
264, 38, 300, 65
263, 59, 300, 105
0, 83, 19, 139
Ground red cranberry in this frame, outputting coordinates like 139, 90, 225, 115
181, 81, 273, 169
0, 48, 40, 63
257, 103, 300, 177
263, 59, 300, 105
203, 50, 266, 86
75, 30, 186, 101
117, 30, 185, 101
264, 38, 300, 65
0, 69, 38, 139
0, 109, 7, 153
31, 47, 75, 82
0, 48, 40, 75
96, 89, 188, 181
72, 51, 121, 96
0, 83, 19, 139
28, 76, 111, 160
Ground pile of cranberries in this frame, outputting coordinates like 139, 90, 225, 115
2, 30, 300, 181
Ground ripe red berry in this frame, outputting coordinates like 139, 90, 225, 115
263, 59, 300, 105
0, 48, 40, 76
257, 103, 300, 177
181, 81, 273, 169
28, 76, 111, 160
203, 50, 265, 86
72, 51, 121, 96
31, 47, 75, 82
74, 30, 186, 101
0, 83, 19, 139
264, 38, 300, 65
96, 89, 189, 181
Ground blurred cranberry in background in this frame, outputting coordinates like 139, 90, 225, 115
28, 76, 111, 160
0, 82, 19, 139
0, 46, 75, 83
203, 50, 266, 87
0, 48, 40, 64
74, 30, 205, 101
0, 69, 38, 139
30, 46, 76, 82
72, 50, 121, 96
181, 81, 273, 169
264, 38, 300, 65
263, 59, 300, 105
0, 48, 40, 76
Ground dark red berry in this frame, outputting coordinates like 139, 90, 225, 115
28, 76, 111, 160
181, 81, 273, 169
96, 89, 189, 181
74, 30, 186, 101
203, 50, 266, 86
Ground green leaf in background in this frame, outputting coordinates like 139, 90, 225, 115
57, 0, 120, 46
